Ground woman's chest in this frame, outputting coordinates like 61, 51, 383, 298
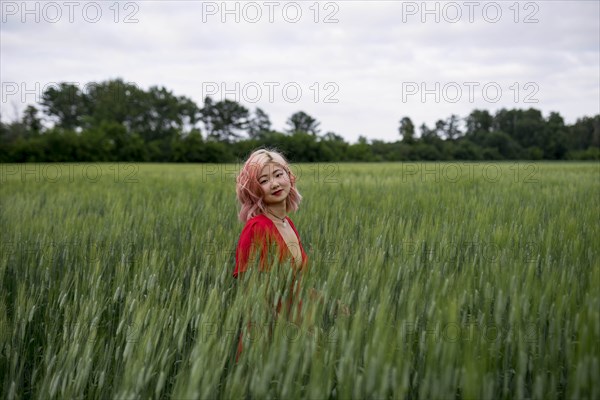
274, 226, 302, 265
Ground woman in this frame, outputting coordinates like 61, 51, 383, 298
232, 148, 348, 363
233, 148, 308, 362
234, 148, 307, 280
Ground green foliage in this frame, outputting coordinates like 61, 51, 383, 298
204, 99, 250, 143
286, 111, 321, 136
40, 82, 87, 130
452, 139, 484, 160
2, 79, 599, 162
247, 108, 272, 140
399, 117, 415, 144
566, 147, 600, 160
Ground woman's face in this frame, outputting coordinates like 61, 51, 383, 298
258, 162, 291, 205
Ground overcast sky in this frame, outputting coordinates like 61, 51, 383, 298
1, 0, 599, 143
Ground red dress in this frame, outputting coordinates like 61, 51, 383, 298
233, 213, 308, 362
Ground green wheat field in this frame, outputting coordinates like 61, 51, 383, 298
1, 161, 599, 399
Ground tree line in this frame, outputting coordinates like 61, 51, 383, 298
1, 78, 598, 162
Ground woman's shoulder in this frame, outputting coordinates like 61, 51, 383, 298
240, 214, 272, 236
243, 213, 270, 227
237, 214, 278, 252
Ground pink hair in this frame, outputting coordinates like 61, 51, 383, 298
236, 148, 302, 222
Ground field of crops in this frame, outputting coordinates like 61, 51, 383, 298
1, 161, 599, 399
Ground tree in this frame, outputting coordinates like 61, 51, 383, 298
130, 85, 198, 142
464, 109, 494, 147
453, 139, 483, 160
481, 131, 523, 159
414, 143, 442, 160
288, 131, 321, 161
445, 114, 462, 140
348, 135, 373, 161
568, 115, 600, 150
202, 98, 249, 142
199, 96, 215, 137
421, 122, 444, 154
40, 82, 87, 130
515, 108, 546, 149
434, 119, 446, 137
22, 105, 43, 135
419, 122, 438, 142
320, 131, 345, 142
493, 108, 545, 149
83, 79, 142, 129
542, 111, 569, 159
41, 79, 200, 144
465, 109, 493, 136
286, 111, 321, 135
319, 131, 348, 161
172, 129, 204, 162
9, 83, 600, 163
247, 107, 272, 139
399, 117, 415, 144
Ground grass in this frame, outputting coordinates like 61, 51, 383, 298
1, 161, 599, 399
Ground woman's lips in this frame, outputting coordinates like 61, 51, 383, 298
272, 190, 283, 196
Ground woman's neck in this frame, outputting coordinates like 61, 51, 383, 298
265, 203, 287, 220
